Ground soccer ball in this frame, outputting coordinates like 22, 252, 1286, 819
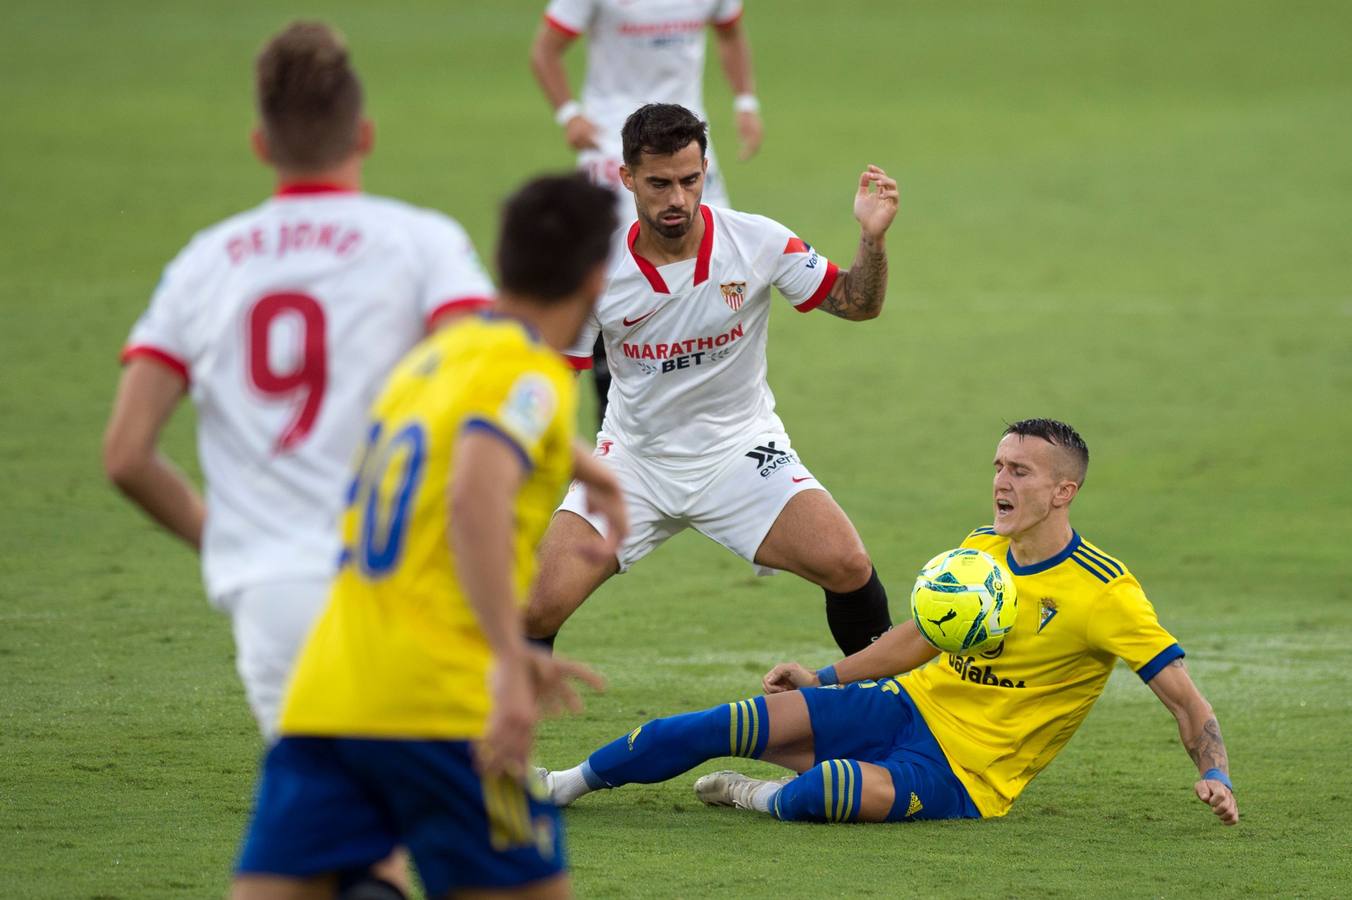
910, 548, 1018, 655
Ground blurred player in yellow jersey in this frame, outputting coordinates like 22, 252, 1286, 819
539, 420, 1239, 828
232, 175, 626, 900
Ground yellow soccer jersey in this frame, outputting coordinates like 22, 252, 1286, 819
279, 314, 577, 740
901, 527, 1182, 818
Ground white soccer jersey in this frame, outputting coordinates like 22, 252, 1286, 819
565, 204, 839, 470
122, 185, 493, 600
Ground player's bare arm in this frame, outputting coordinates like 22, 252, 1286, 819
712, 16, 762, 160
763, 620, 938, 693
819, 166, 899, 321
529, 20, 600, 151
1148, 658, 1239, 826
102, 358, 204, 549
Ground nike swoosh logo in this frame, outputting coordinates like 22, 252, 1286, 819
791, 476, 815, 483
622, 309, 658, 327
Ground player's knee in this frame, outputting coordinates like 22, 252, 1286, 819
773, 760, 862, 823
821, 547, 873, 593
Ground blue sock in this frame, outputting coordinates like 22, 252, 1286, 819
773, 759, 863, 823
586, 696, 770, 787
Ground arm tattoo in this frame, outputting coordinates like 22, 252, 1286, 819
1186, 716, 1230, 776
820, 234, 887, 321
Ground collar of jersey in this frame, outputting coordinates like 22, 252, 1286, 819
1005, 530, 1081, 576
477, 309, 542, 344
275, 182, 358, 197
627, 205, 714, 294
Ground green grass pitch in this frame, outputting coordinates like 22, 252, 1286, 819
3, 1, 1351, 896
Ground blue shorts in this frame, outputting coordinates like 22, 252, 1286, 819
801, 678, 981, 821
236, 738, 565, 895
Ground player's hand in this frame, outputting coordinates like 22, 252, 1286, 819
565, 114, 601, 151
478, 653, 538, 779
528, 648, 607, 718
580, 463, 628, 563
736, 110, 763, 161
763, 662, 819, 694
1195, 777, 1239, 826
853, 165, 899, 241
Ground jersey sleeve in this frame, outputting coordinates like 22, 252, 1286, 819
458, 354, 571, 472
1086, 576, 1184, 683
561, 308, 601, 371
121, 242, 200, 383
544, 0, 596, 37
417, 214, 495, 330
711, 0, 744, 28
762, 217, 841, 313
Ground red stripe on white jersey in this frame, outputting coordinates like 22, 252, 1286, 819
783, 237, 809, 255
425, 296, 494, 331
121, 344, 190, 383
795, 260, 840, 313
565, 354, 594, 371
544, 13, 582, 38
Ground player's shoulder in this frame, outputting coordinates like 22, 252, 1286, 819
959, 525, 1009, 556
710, 205, 790, 239
1066, 534, 1135, 586
355, 193, 474, 241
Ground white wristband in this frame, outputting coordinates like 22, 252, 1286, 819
733, 93, 760, 114
554, 100, 582, 127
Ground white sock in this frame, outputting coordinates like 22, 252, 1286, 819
546, 765, 596, 806
747, 780, 781, 814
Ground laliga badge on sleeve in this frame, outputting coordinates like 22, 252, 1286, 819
499, 373, 557, 444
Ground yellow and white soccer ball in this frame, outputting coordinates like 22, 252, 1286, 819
910, 548, 1018, 655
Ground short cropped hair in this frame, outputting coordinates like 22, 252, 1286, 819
497, 175, 618, 302
255, 21, 363, 171
621, 103, 709, 169
1004, 418, 1090, 484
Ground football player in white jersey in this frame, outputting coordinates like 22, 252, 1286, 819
102, 22, 494, 746
529, 0, 763, 426
527, 103, 899, 656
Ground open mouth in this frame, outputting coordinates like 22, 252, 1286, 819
995, 498, 1014, 516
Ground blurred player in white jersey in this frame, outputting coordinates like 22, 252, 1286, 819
529, 0, 763, 426
102, 22, 493, 747
527, 103, 899, 656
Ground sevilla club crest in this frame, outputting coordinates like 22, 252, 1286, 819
720, 281, 747, 311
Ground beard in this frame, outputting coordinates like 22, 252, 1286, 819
644, 206, 693, 240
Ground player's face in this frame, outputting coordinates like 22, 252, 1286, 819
622, 142, 707, 240
991, 434, 1068, 538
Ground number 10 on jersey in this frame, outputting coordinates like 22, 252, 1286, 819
340, 420, 428, 577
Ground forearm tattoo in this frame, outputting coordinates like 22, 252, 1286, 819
1187, 716, 1229, 776
821, 235, 887, 321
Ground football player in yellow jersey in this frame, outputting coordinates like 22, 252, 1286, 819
232, 175, 629, 900
539, 419, 1239, 828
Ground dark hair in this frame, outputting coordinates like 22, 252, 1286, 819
621, 103, 708, 169
255, 21, 363, 171
497, 174, 618, 301
1003, 418, 1089, 483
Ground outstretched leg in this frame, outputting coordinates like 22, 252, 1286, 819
543, 691, 814, 806
770, 759, 897, 822
524, 511, 619, 644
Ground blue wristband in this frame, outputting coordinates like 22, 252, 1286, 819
815, 665, 838, 686
1202, 768, 1232, 791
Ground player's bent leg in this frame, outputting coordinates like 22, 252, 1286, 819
524, 511, 619, 642
543, 691, 814, 806
753, 491, 891, 654
772, 760, 896, 823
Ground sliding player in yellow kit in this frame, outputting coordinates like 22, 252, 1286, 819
231, 175, 627, 900
539, 419, 1238, 827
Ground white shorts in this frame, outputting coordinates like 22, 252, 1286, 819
558, 431, 825, 574
214, 578, 329, 742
